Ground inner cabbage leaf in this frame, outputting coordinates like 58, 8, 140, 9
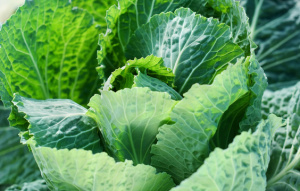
151, 57, 253, 183
98, 0, 252, 80
88, 87, 176, 165
126, 8, 244, 94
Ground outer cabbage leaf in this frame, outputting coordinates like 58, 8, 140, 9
266, 84, 300, 190
134, 72, 183, 101
5, 179, 49, 191
0, 0, 101, 107
126, 8, 244, 94
0, 101, 41, 189
88, 87, 176, 165
242, 0, 300, 84
98, 0, 252, 80
71, 0, 116, 31
172, 115, 283, 191
261, 82, 300, 119
104, 55, 174, 91
151, 57, 254, 183
12, 94, 102, 152
31, 146, 175, 191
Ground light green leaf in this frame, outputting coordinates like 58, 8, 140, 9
5, 179, 49, 191
71, 0, 116, 31
127, 8, 244, 94
98, 0, 252, 80
0, 0, 101, 107
31, 146, 175, 191
88, 87, 176, 165
0, 101, 41, 188
134, 72, 182, 101
104, 55, 174, 91
266, 84, 300, 190
12, 94, 102, 152
172, 115, 283, 191
242, 0, 300, 83
151, 57, 253, 183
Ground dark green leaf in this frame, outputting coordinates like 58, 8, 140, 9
12, 94, 102, 152
242, 0, 300, 84
134, 72, 182, 100
126, 8, 244, 94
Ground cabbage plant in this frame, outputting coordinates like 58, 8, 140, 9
0, 0, 299, 190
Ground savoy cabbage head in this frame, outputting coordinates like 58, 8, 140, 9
0, 0, 299, 190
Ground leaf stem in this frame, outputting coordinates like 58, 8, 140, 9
250, 0, 264, 39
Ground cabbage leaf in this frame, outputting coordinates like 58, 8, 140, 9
242, 0, 300, 84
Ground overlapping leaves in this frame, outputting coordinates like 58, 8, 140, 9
126, 8, 244, 94
0, 0, 288, 190
98, 0, 252, 80
151, 57, 251, 183
172, 115, 282, 191
88, 87, 176, 164
265, 82, 300, 190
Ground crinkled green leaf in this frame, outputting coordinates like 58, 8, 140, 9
88, 87, 176, 165
127, 8, 244, 94
98, 0, 252, 80
72, 0, 116, 31
104, 55, 174, 91
261, 83, 300, 119
266, 84, 300, 190
97, 0, 194, 79
172, 115, 282, 191
12, 94, 102, 152
134, 72, 182, 101
0, 101, 40, 188
242, 0, 300, 84
31, 146, 175, 191
5, 179, 49, 191
151, 57, 254, 183
0, 0, 101, 107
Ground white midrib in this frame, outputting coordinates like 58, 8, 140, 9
267, 124, 300, 187
267, 149, 300, 187
147, 0, 156, 23
250, 0, 264, 39
259, 30, 299, 61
